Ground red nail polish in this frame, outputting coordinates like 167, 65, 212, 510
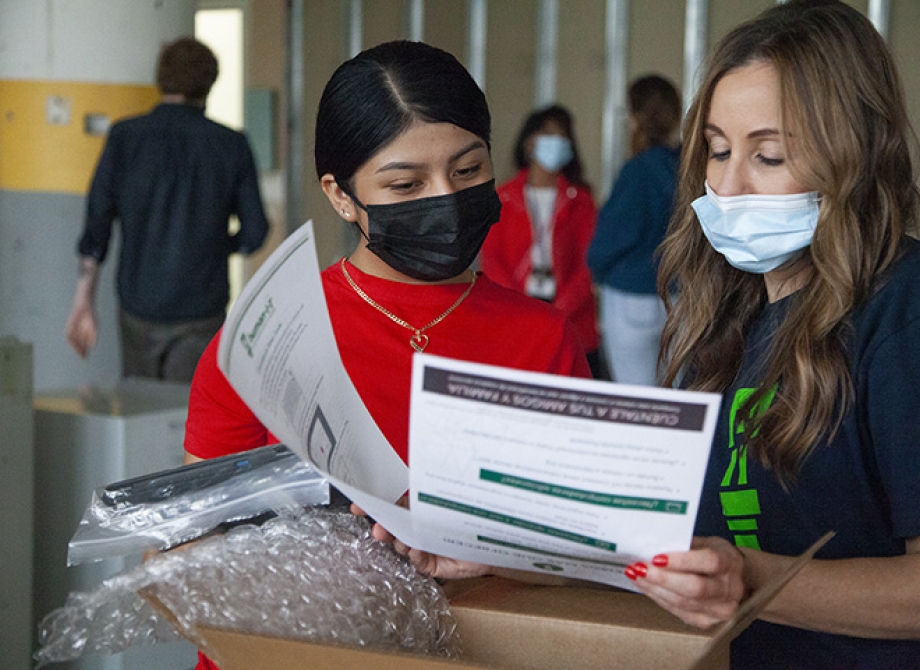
633, 562, 648, 578
624, 565, 637, 580
652, 554, 668, 568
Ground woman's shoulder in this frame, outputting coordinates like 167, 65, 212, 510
473, 273, 570, 322
469, 273, 591, 377
867, 237, 920, 302
630, 144, 681, 172
185, 329, 271, 459
848, 236, 920, 351
895, 234, 920, 266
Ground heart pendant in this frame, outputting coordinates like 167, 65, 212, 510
411, 333, 429, 352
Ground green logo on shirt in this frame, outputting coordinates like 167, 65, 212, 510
720, 386, 776, 550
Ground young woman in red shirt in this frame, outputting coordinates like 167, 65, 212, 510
182, 40, 590, 670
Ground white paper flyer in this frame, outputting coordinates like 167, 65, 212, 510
217, 221, 408, 503
406, 354, 720, 587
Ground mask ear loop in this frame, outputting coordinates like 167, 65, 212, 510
335, 177, 370, 243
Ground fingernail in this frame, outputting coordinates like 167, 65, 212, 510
624, 565, 637, 580
633, 562, 648, 578
652, 554, 668, 568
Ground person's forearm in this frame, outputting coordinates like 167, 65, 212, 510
236, 206, 270, 254
743, 542, 920, 639
73, 256, 100, 307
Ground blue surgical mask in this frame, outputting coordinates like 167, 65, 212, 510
532, 135, 573, 173
691, 181, 820, 274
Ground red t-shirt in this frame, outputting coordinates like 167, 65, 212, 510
187, 261, 590, 670
186, 260, 590, 463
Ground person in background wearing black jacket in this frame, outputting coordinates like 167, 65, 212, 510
65, 37, 268, 382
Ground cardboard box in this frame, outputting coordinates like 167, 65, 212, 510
152, 534, 831, 670
181, 578, 722, 670
447, 578, 724, 669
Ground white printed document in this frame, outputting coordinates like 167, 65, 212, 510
218, 221, 721, 589
407, 354, 720, 587
217, 221, 409, 503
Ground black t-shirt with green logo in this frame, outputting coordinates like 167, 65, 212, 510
694, 237, 920, 669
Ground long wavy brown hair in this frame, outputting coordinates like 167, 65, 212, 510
656, 0, 919, 482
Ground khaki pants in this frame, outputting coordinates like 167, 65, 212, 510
118, 308, 225, 383
599, 286, 666, 387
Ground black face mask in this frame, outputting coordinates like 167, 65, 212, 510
349, 179, 502, 282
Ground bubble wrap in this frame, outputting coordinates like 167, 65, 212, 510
36, 509, 461, 666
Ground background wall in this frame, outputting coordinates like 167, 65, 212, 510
1, 0, 918, 393
278, 0, 920, 272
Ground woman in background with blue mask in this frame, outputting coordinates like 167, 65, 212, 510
183, 41, 590, 670
479, 105, 604, 378
621, 1, 920, 666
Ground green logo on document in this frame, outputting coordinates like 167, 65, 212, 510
240, 297, 275, 358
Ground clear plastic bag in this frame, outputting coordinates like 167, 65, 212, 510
67, 443, 329, 565
37, 509, 461, 666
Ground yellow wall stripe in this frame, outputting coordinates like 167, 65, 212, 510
0, 80, 158, 194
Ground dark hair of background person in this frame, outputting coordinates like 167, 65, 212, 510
657, 0, 919, 481
155, 37, 219, 102
314, 40, 492, 195
628, 75, 682, 156
512, 104, 587, 187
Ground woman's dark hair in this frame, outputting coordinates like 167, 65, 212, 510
156, 37, 218, 102
512, 104, 586, 186
314, 40, 491, 193
628, 74, 682, 155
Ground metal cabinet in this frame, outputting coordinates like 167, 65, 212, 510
33, 377, 198, 670
0, 338, 34, 670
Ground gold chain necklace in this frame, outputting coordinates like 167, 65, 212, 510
340, 258, 477, 352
